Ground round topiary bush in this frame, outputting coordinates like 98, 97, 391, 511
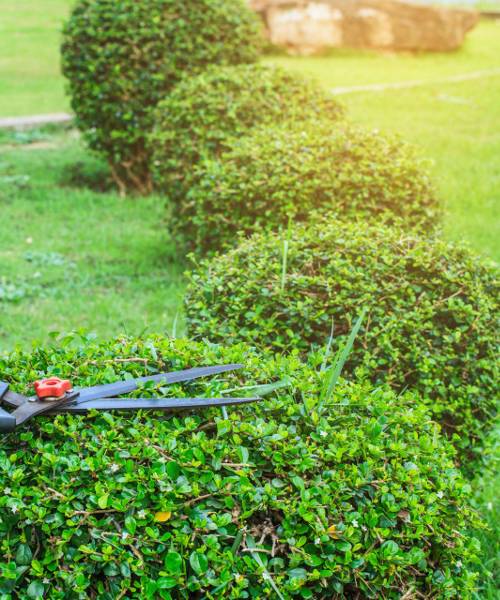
185, 221, 499, 463
0, 335, 480, 598
61, 0, 262, 194
148, 63, 344, 201
172, 119, 438, 255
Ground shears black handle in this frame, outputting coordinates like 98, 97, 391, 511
0, 383, 16, 433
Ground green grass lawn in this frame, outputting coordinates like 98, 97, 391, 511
0, 0, 73, 117
0, 128, 184, 351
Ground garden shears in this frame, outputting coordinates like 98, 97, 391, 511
0, 364, 258, 433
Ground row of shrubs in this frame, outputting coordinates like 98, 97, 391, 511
7, 0, 492, 597
62, 0, 439, 255
161, 108, 437, 255
61, 0, 263, 194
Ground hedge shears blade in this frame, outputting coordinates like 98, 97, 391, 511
0, 364, 258, 433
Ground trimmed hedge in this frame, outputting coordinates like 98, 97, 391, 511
0, 335, 480, 598
185, 221, 499, 464
148, 63, 344, 201
61, 0, 262, 194
173, 120, 438, 255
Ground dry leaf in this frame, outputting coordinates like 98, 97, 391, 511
397, 510, 411, 523
154, 511, 172, 522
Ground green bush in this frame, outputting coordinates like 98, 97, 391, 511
61, 0, 262, 194
185, 221, 499, 464
173, 120, 438, 255
148, 63, 344, 201
0, 334, 480, 598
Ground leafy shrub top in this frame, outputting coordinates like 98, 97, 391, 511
173, 120, 439, 254
149, 63, 344, 201
0, 335, 479, 598
61, 0, 262, 193
185, 221, 499, 464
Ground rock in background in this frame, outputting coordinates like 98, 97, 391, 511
250, 0, 479, 54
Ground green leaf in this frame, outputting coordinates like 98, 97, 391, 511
125, 515, 137, 535
103, 563, 119, 576
381, 540, 400, 558
27, 581, 45, 599
288, 567, 308, 581
97, 494, 109, 509
238, 446, 249, 464
16, 544, 32, 566
157, 577, 177, 589
166, 461, 180, 479
165, 551, 182, 574
189, 552, 208, 576
336, 541, 352, 553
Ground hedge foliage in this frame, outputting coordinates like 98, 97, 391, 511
185, 221, 499, 464
0, 335, 480, 598
174, 120, 438, 255
61, 0, 262, 194
149, 63, 344, 202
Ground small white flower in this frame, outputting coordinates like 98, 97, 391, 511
43, 578, 50, 585
437, 491, 444, 499
137, 510, 147, 519
320, 431, 328, 438
121, 531, 129, 540
11, 505, 18, 514
315, 537, 321, 544
361, 526, 368, 532
4, 487, 11, 495
456, 561, 462, 569
109, 463, 120, 473
352, 519, 359, 528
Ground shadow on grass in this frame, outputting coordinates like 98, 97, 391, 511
59, 157, 115, 193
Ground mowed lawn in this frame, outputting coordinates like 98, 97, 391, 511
0, 0, 73, 117
0, 128, 184, 351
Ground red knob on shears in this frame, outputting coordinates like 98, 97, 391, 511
34, 377, 73, 400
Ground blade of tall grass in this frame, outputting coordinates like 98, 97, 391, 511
319, 308, 367, 409
246, 535, 285, 600
280, 216, 293, 293
171, 310, 179, 338
320, 318, 335, 372
231, 529, 244, 556
221, 379, 291, 397
281, 238, 289, 293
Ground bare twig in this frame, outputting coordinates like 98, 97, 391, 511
184, 493, 218, 507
